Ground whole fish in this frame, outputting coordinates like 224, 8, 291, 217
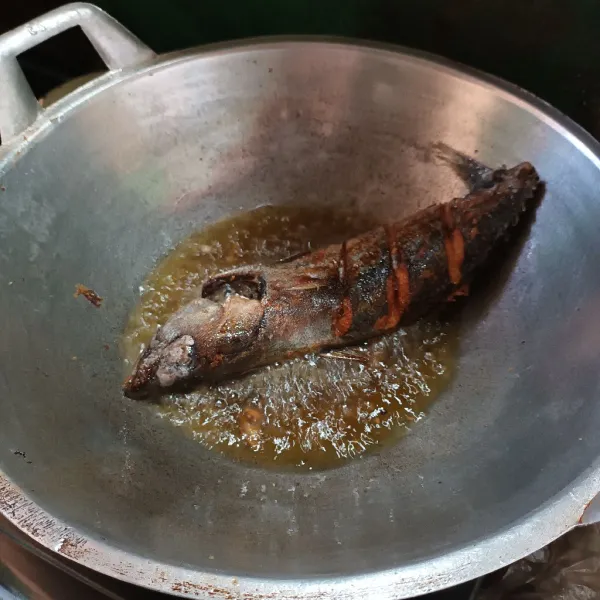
123, 162, 540, 399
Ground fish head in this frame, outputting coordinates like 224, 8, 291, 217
123, 271, 266, 399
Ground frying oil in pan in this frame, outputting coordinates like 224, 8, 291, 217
121, 205, 458, 470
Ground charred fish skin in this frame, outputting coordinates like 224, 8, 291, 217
371, 161, 540, 328
122, 162, 540, 399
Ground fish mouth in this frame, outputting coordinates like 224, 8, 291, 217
122, 349, 159, 400
122, 375, 153, 400
122, 334, 200, 400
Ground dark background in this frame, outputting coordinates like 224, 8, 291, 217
1, 0, 600, 139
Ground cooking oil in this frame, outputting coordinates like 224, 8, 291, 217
121, 205, 457, 470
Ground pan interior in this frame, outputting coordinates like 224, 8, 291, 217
1, 44, 600, 579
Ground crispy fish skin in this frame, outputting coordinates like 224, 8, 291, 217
123, 162, 540, 399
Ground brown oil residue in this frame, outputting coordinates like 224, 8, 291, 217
122, 205, 458, 470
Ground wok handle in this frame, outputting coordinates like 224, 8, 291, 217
0, 2, 155, 143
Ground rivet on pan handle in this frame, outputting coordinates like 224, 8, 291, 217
0, 2, 155, 143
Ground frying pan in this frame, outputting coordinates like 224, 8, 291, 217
1, 4, 600, 599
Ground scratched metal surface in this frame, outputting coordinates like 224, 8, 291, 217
0, 514, 484, 600
1, 35, 600, 599
0, 514, 166, 598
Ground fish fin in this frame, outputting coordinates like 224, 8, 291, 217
433, 143, 495, 191
322, 349, 366, 363
286, 262, 336, 291
278, 249, 312, 263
